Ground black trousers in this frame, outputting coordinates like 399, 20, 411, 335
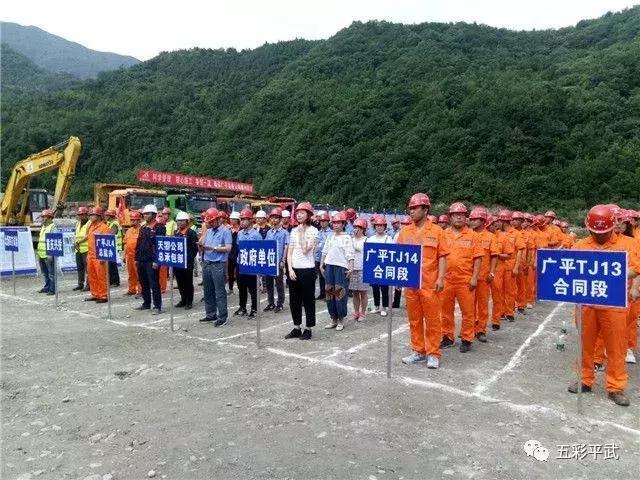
315, 261, 325, 297
392, 287, 402, 309
265, 268, 285, 307
372, 284, 389, 307
108, 261, 120, 285
137, 261, 161, 309
75, 251, 87, 288
174, 267, 194, 305
228, 257, 238, 290
289, 267, 316, 328
238, 273, 257, 311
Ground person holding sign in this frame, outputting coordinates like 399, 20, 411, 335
85, 207, 111, 303
569, 205, 640, 407
173, 211, 199, 309
285, 202, 318, 340
396, 193, 449, 368
234, 209, 262, 317
440, 202, 483, 352
123, 211, 142, 296
35, 209, 58, 295
367, 215, 394, 317
73, 207, 90, 291
321, 211, 355, 330
264, 208, 289, 313
135, 205, 166, 314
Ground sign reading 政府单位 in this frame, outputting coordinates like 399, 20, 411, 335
536, 248, 627, 308
363, 243, 422, 289
237, 240, 278, 276
137, 169, 254, 194
155, 236, 187, 269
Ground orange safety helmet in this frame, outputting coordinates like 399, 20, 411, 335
353, 218, 368, 230
511, 211, 524, 220
372, 215, 387, 226
332, 211, 347, 223
438, 214, 450, 224
319, 212, 330, 222
41, 209, 55, 218
239, 208, 254, 220
400, 216, 412, 225
585, 205, 615, 233
105, 209, 117, 217
295, 202, 314, 215
77, 206, 89, 215
497, 210, 512, 221
448, 202, 468, 215
408, 193, 431, 208
130, 211, 142, 221
89, 207, 104, 216
269, 207, 283, 218
468, 207, 488, 220
544, 210, 557, 219
427, 214, 438, 223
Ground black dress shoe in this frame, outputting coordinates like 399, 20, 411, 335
199, 317, 216, 322
263, 304, 275, 312
175, 301, 186, 308
274, 305, 283, 313
506, 315, 515, 322
234, 308, 247, 316
184, 304, 193, 310
285, 328, 302, 339
459, 340, 472, 353
72, 285, 83, 291
134, 305, 150, 310
84, 297, 97, 302
440, 337, 455, 349
46, 291, 55, 296
248, 310, 257, 318
38, 288, 49, 293
491, 324, 500, 331
300, 329, 312, 340
95, 299, 108, 304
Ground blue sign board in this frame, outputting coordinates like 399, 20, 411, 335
156, 236, 187, 269
238, 240, 278, 276
95, 234, 118, 262
45, 232, 64, 257
4, 230, 19, 252
536, 248, 627, 308
363, 243, 421, 288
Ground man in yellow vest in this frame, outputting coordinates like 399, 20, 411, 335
73, 207, 91, 291
162, 208, 177, 235
36, 209, 57, 295
105, 209, 122, 287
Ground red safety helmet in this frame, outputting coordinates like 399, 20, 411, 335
372, 215, 387, 226
427, 214, 438, 223
534, 214, 546, 226
130, 211, 142, 221
162, 207, 171, 215
448, 202, 468, 215
269, 207, 283, 218
319, 212, 330, 222
41, 209, 55, 218
511, 211, 524, 220
345, 208, 357, 221
104, 209, 117, 217
77, 206, 89, 215
353, 218, 368, 230
89, 207, 103, 216
400, 216, 412, 225
485, 215, 496, 226
391, 218, 400, 225
630, 210, 640, 219
438, 214, 450, 224
239, 208, 254, 220
497, 210, 512, 221
408, 193, 431, 208
559, 221, 569, 229
585, 205, 615, 234
157, 215, 167, 225
616, 209, 633, 223
544, 210, 557, 219
295, 202, 314, 216
468, 207, 488, 220
203, 207, 219, 221
523, 212, 534, 222
332, 211, 347, 223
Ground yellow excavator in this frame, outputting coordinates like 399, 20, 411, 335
0, 136, 82, 240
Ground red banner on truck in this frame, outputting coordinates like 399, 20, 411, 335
137, 170, 254, 194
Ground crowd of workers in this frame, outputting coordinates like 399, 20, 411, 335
34, 195, 640, 406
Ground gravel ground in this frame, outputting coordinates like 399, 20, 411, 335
1, 270, 639, 480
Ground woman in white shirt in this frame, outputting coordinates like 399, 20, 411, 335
285, 202, 318, 340
320, 211, 354, 331
349, 217, 369, 321
366, 215, 394, 316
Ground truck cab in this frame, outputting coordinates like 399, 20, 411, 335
167, 192, 217, 226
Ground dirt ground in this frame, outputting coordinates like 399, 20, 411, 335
1, 269, 639, 480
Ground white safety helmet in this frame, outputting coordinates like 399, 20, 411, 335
316, 210, 326, 216
230, 211, 241, 220
256, 210, 267, 218
142, 204, 158, 214
176, 211, 190, 221
282, 210, 291, 218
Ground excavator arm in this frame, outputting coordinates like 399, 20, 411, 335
0, 136, 81, 225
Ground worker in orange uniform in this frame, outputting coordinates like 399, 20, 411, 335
427, 214, 438, 224
469, 207, 499, 342
440, 202, 483, 352
544, 210, 563, 248
123, 210, 143, 296
510, 211, 531, 314
632, 210, 640, 239
500, 210, 526, 321
85, 207, 112, 303
487, 216, 508, 329
523, 213, 538, 308
396, 193, 449, 368
437, 214, 450, 230
569, 205, 640, 407
156, 214, 169, 293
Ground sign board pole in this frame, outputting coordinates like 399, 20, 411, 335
105, 261, 111, 319
11, 251, 16, 295
256, 275, 261, 348
387, 305, 393, 379
53, 257, 59, 307
576, 304, 583, 415
169, 267, 175, 332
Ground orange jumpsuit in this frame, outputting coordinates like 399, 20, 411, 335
547, 223, 564, 248
503, 227, 526, 316
516, 228, 535, 309
574, 234, 640, 393
473, 229, 499, 335
491, 230, 512, 326
397, 220, 449, 359
123, 225, 141, 294
87, 220, 112, 301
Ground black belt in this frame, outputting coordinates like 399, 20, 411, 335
204, 260, 225, 265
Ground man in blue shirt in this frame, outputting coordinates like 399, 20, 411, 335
314, 212, 332, 300
234, 209, 262, 317
198, 209, 232, 327
264, 208, 290, 312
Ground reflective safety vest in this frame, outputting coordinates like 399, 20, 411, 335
166, 219, 177, 236
37, 223, 55, 259
108, 220, 123, 251
75, 220, 90, 253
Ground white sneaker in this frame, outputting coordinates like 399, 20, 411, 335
402, 352, 427, 364
380, 310, 388, 317
426, 355, 440, 369
526, 303, 533, 309
625, 349, 636, 364
370, 307, 380, 314
336, 322, 344, 331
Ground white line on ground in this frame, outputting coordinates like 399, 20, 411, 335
322, 324, 408, 359
474, 302, 566, 395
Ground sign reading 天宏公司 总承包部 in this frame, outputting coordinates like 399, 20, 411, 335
238, 240, 278, 276
94, 234, 118, 262
363, 243, 421, 289
536, 248, 627, 308
155, 236, 187, 269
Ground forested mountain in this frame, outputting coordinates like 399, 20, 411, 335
1, 21, 140, 79
2, 8, 639, 217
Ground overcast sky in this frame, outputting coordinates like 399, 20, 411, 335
2, 0, 637, 60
